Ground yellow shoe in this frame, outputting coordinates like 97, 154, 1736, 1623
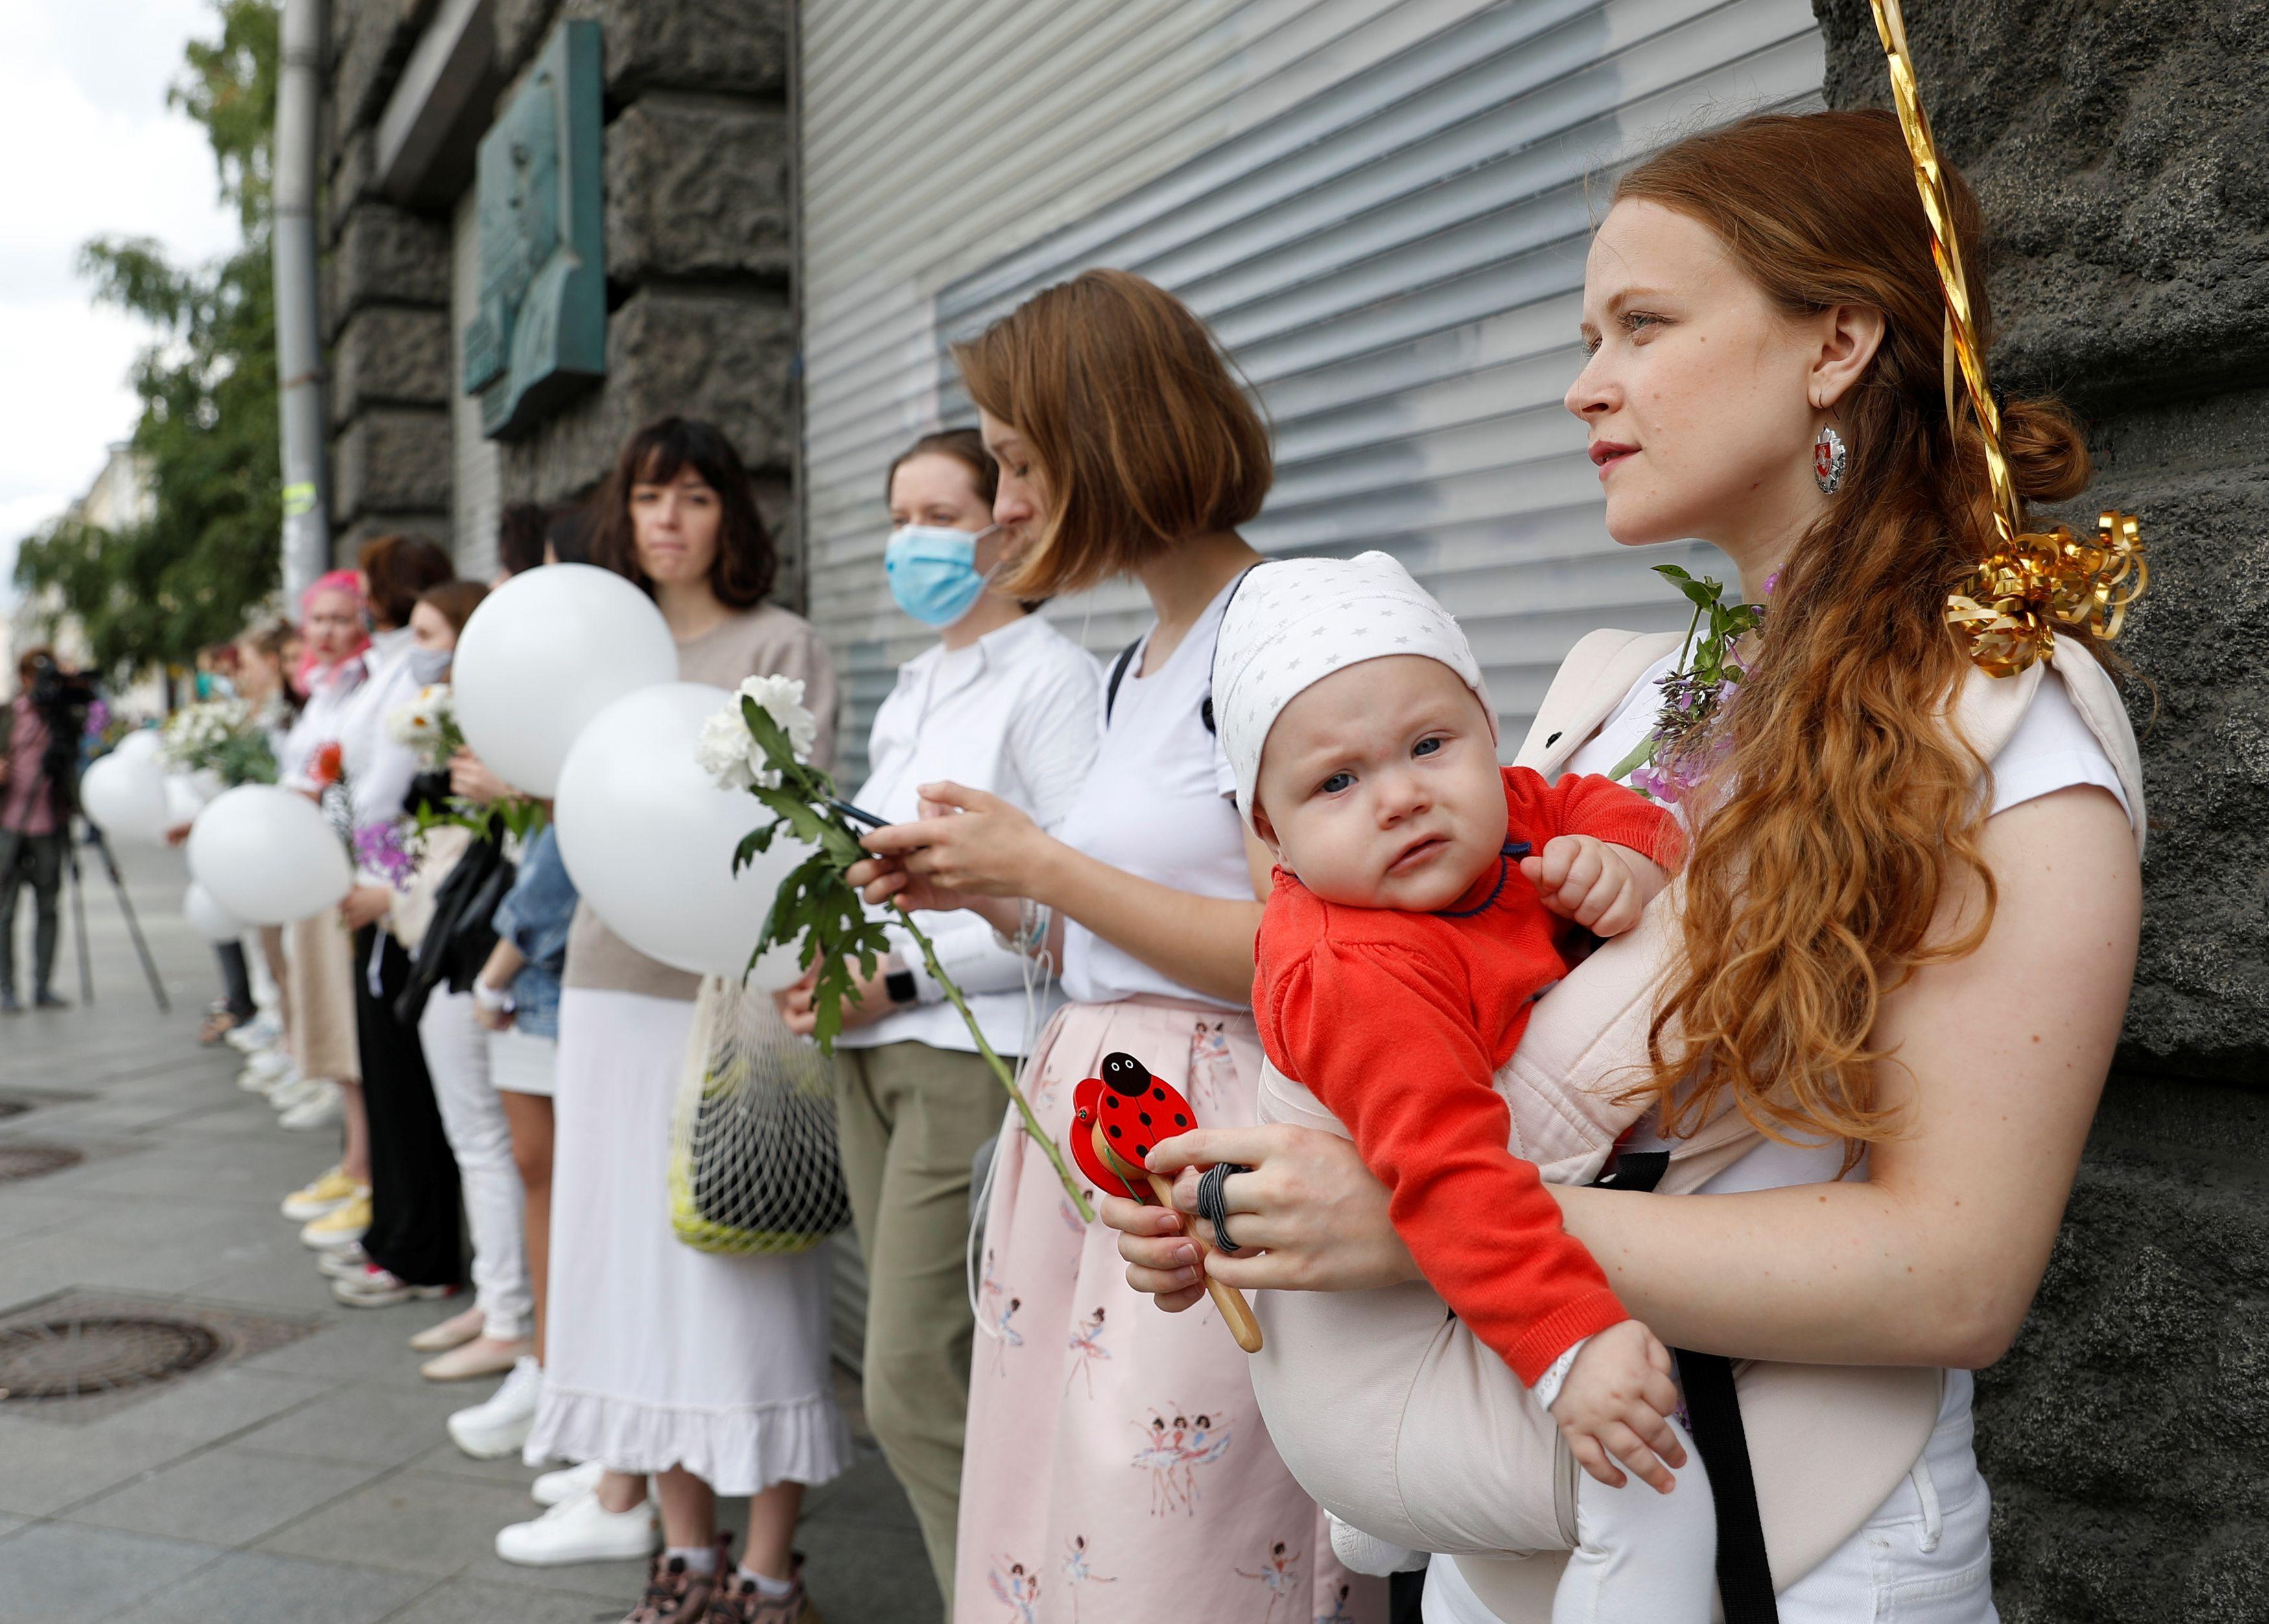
281, 1166, 364, 1223
301, 1193, 371, 1251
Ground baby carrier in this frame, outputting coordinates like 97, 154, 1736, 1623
1245, 628, 2146, 1620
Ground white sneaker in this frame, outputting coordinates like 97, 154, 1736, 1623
238, 1062, 281, 1094
280, 1086, 344, 1131
532, 1459, 605, 1507
268, 1072, 324, 1109
448, 1356, 543, 1459
248, 1046, 294, 1081
493, 1486, 658, 1566
226, 1014, 281, 1053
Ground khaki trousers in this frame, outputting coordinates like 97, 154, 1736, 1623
834, 1040, 1007, 1610
287, 911, 360, 1085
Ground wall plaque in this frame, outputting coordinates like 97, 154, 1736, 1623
463, 19, 604, 439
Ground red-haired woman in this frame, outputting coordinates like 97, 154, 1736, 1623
1109, 110, 2143, 1621
850, 272, 1380, 1624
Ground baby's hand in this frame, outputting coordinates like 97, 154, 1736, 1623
1519, 836, 1665, 936
1546, 1318, 1687, 1493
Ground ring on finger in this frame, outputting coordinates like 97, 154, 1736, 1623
1195, 1161, 1254, 1254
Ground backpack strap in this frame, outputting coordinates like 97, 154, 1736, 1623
1514, 630, 1685, 777
1597, 1149, 1779, 1624
1103, 639, 1141, 725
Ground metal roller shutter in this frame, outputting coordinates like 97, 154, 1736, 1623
803, 0, 1820, 783
801, 0, 1816, 1369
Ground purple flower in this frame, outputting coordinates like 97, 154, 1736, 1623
352, 821, 417, 891
82, 700, 110, 739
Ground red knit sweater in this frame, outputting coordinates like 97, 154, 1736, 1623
1254, 767, 1677, 1386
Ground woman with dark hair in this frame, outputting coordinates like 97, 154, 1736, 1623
772, 427, 1099, 1604
325, 533, 468, 1309
495, 503, 550, 581
502, 419, 849, 1624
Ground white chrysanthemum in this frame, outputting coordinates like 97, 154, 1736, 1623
696, 674, 815, 792
735, 674, 816, 760
696, 706, 763, 792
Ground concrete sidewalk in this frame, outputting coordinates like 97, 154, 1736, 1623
0, 838, 941, 1623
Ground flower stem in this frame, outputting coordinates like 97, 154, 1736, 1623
893, 909, 1095, 1223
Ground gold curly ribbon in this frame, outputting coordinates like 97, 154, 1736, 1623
1870, 0, 2147, 678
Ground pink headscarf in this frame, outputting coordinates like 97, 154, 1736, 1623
294, 569, 370, 694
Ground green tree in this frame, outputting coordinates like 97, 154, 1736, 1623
14, 0, 283, 680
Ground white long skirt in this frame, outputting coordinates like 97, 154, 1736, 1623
527, 987, 852, 1495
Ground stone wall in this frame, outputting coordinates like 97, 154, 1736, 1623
318, 0, 799, 583
1818, 4, 2269, 1619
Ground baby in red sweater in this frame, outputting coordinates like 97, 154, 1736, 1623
1214, 552, 1713, 1620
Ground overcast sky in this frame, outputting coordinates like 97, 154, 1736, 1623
0, 0, 242, 598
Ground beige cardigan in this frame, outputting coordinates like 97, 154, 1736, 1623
563, 603, 838, 1002
1247, 630, 2145, 1617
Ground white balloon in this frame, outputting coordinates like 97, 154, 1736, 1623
112, 727, 163, 764
186, 784, 353, 925
79, 752, 172, 843
182, 882, 242, 945
451, 563, 677, 797
163, 770, 221, 830
553, 681, 812, 987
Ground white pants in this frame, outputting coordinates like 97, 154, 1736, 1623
1427, 1376, 1996, 1624
1553, 1415, 1715, 1624
419, 989, 532, 1341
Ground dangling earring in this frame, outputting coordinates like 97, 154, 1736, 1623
1813, 423, 1848, 495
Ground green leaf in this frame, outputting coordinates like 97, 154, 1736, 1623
1653, 564, 1695, 583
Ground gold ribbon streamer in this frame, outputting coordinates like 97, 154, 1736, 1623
1870, 0, 2147, 677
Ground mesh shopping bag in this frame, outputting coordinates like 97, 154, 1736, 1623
668, 974, 852, 1254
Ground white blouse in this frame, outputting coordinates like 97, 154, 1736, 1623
838, 613, 1102, 1056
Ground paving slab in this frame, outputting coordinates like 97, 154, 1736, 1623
104, 1550, 434, 1624
369, 1574, 629, 1624
65, 1443, 390, 1548
0, 1522, 230, 1624
258, 1469, 580, 1578
231, 1376, 495, 1468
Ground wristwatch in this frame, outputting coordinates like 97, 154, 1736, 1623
885, 962, 919, 1007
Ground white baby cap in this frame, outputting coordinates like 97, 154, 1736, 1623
1212, 550, 1496, 822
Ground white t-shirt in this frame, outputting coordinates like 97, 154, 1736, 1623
838, 613, 1103, 1056
1423, 652, 2134, 1623
1056, 576, 1251, 1009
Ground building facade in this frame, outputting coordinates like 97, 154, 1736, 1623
314, 4, 2262, 1615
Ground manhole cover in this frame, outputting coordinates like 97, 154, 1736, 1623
0, 1314, 226, 1401
0, 1143, 84, 1182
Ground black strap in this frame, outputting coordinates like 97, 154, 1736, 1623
1103, 639, 1141, 724
1591, 1150, 1778, 1623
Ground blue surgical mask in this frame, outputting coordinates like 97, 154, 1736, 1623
406, 646, 453, 686
885, 524, 998, 628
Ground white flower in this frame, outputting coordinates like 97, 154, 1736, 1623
736, 674, 816, 759
696, 674, 815, 793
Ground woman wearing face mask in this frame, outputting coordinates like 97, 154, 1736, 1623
277, 572, 378, 1238
773, 428, 1099, 1605
1107, 111, 2144, 1623
325, 533, 467, 1310
847, 271, 1381, 1624
503, 419, 849, 1624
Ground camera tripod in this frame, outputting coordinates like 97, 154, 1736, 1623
60, 814, 170, 1014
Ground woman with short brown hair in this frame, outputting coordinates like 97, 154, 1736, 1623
852, 268, 1380, 1623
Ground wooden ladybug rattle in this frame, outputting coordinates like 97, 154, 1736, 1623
1072, 1052, 1263, 1354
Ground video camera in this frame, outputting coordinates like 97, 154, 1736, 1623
25, 653, 96, 727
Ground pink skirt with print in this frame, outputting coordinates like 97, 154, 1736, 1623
956, 994, 1383, 1624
